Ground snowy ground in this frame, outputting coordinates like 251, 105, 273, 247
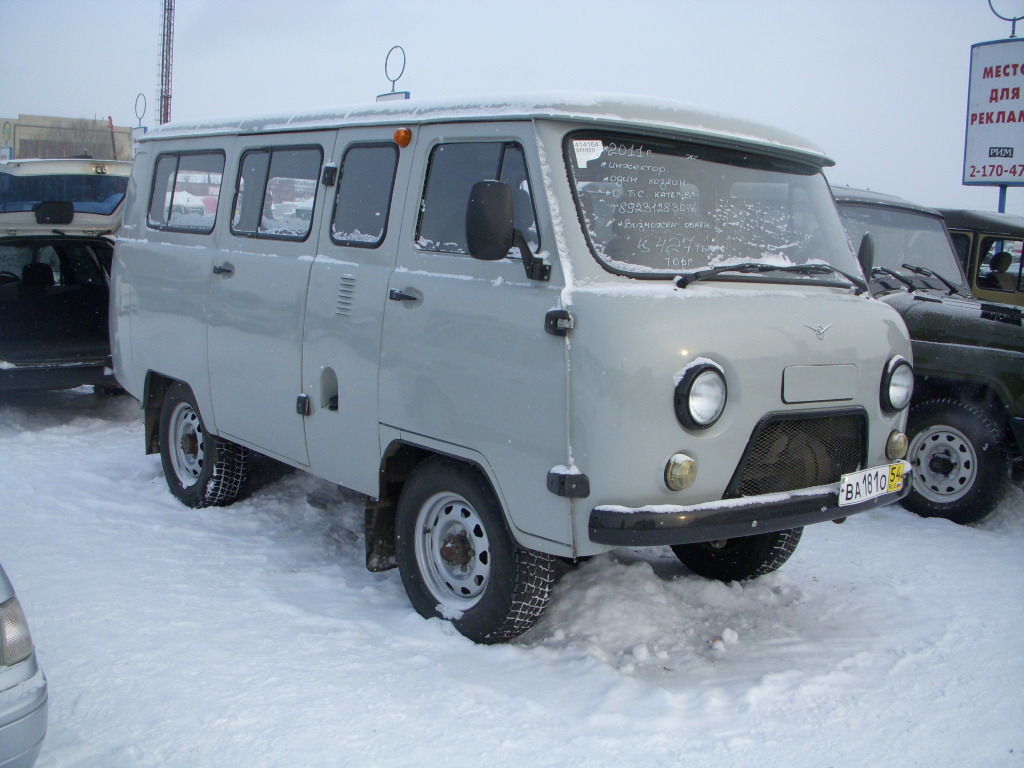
1, 387, 1022, 768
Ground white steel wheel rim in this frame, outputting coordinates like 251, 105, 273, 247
169, 401, 205, 488
414, 491, 492, 612
908, 424, 978, 503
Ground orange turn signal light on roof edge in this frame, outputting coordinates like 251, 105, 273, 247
393, 128, 412, 147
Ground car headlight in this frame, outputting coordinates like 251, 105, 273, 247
675, 362, 727, 429
881, 356, 914, 413
0, 597, 34, 667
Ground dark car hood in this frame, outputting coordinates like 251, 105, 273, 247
877, 289, 1023, 354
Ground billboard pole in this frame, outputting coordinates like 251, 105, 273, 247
987, 2, 1023, 212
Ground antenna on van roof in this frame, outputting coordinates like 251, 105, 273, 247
377, 45, 411, 102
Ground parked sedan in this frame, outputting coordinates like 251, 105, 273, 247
0, 158, 131, 391
0, 561, 46, 768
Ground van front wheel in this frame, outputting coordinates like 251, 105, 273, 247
671, 527, 803, 581
395, 459, 555, 643
158, 382, 249, 508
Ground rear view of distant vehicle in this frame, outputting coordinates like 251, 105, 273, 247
0, 561, 47, 768
940, 207, 1024, 308
835, 187, 1023, 524
0, 158, 130, 392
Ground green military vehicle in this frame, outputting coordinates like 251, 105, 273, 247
835, 187, 1023, 524
939, 208, 1024, 308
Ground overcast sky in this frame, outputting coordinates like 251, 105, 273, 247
3, 0, 1024, 214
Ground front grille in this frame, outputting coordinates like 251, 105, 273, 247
727, 412, 865, 498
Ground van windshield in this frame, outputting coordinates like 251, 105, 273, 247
565, 132, 857, 280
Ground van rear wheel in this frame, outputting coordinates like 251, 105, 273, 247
671, 527, 803, 581
395, 458, 555, 643
158, 382, 249, 508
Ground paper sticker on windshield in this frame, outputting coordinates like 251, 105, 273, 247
573, 140, 604, 168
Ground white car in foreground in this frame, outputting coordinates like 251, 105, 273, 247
0, 561, 46, 768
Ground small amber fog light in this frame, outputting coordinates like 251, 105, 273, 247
665, 453, 697, 491
886, 430, 909, 460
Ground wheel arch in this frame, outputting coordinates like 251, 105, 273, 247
913, 373, 1016, 451
365, 440, 525, 573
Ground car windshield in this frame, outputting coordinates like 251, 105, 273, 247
565, 132, 858, 280
0, 172, 128, 215
838, 203, 968, 293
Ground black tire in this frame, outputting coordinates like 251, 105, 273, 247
395, 458, 555, 644
158, 382, 249, 508
903, 397, 1009, 525
671, 527, 803, 582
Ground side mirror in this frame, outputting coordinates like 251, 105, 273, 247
466, 180, 551, 281
856, 232, 875, 277
466, 180, 514, 261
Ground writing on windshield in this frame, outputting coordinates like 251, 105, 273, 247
565, 133, 855, 279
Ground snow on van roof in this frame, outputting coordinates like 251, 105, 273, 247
144, 92, 833, 166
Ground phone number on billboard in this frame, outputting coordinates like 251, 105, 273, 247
966, 164, 1024, 179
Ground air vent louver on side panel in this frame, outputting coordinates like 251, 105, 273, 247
335, 275, 356, 316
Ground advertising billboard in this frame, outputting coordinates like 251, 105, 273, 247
963, 37, 1024, 186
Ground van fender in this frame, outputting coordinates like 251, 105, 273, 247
368, 431, 571, 571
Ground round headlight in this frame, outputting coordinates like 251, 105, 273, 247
675, 363, 727, 429
882, 357, 914, 412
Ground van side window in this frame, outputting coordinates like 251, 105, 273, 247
231, 146, 322, 241
147, 151, 224, 233
331, 144, 399, 248
416, 142, 539, 255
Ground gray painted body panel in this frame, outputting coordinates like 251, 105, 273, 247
561, 283, 910, 555
206, 131, 337, 466
379, 122, 571, 547
302, 127, 410, 493
112, 141, 218, 430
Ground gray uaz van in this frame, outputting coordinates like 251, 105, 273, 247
112, 95, 913, 642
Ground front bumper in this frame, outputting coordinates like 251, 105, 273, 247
589, 464, 912, 547
0, 667, 47, 768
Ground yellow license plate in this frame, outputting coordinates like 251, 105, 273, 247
838, 463, 905, 507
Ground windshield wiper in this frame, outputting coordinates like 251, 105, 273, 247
901, 263, 963, 296
676, 262, 866, 294
870, 266, 917, 292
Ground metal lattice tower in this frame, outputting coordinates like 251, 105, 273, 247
159, 0, 175, 124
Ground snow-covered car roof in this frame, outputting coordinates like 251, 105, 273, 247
0, 158, 132, 178
831, 185, 941, 217
938, 207, 1024, 236
143, 93, 833, 167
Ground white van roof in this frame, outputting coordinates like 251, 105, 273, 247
143, 93, 833, 167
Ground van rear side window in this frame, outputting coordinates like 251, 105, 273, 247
415, 142, 539, 255
231, 146, 322, 241
147, 151, 224, 233
331, 144, 399, 248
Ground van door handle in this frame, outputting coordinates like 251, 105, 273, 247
213, 263, 234, 276
389, 289, 418, 302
